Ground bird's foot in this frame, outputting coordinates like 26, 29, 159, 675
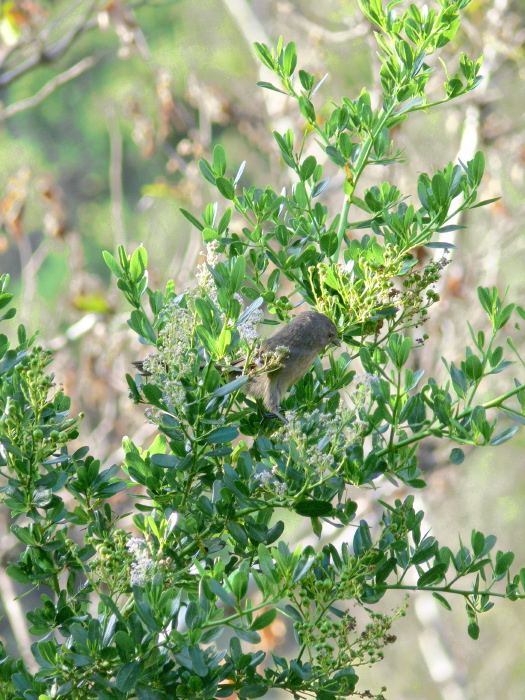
261, 410, 288, 425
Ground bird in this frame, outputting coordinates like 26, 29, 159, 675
132, 309, 340, 423
242, 310, 340, 422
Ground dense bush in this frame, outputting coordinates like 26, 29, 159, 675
1, 1, 525, 698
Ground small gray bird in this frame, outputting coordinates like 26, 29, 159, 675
133, 309, 340, 423
243, 310, 340, 422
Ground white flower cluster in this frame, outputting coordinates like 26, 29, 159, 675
274, 404, 367, 480
142, 300, 194, 407
351, 373, 379, 412
195, 239, 262, 343
195, 240, 221, 304
127, 537, 154, 586
140, 240, 264, 421
255, 469, 287, 495
237, 308, 264, 343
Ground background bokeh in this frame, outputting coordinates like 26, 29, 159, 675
1, 1, 525, 698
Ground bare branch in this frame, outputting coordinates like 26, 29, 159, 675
0, 55, 99, 121
106, 105, 127, 250
0, 0, 97, 87
0, 0, 167, 88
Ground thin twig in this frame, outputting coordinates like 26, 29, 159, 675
106, 105, 126, 250
0, 0, 97, 87
38, 0, 88, 46
0, 55, 98, 120
18, 238, 53, 328
0, 0, 164, 88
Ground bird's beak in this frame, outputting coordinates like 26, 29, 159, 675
332, 337, 341, 348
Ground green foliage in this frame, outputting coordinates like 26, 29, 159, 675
1, 2, 525, 698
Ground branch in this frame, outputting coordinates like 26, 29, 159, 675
0, 0, 164, 88
0, 55, 99, 121
0, 0, 97, 87
106, 105, 127, 250
386, 583, 524, 599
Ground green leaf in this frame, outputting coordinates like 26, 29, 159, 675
230, 569, 249, 601
102, 251, 123, 279
470, 196, 501, 210
188, 645, 209, 677
218, 207, 233, 234
202, 227, 219, 242
212, 375, 249, 397
339, 131, 354, 159
230, 256, 246, 293
208, 578, 236, 607
0, 307, 16, 322
180, 208, 205, 231
236, 681, 267, 698
449, 362, 467, 398
253, 42, 275, 70
449, 448, 464, 465
292, 550, 316, 582
489, 426, 518, 446
411, 540, 438, 565
251, 607, 277, 631
464, 354, 483, 381
227, 521, 249, 547
115, 661, 140, 692
283, 41, 297, 76
292, 182, 308, 208
320, 233, 338, 256
196, 325, 218, 355
417, 563, 448, 587
470, 150, 485, 185
299, 69, 314, 90
495, 550, 515, 577
142, 384, 168, 411
216, 177, 236, 200
6, 564, 32, 584
436, 224, 467, 233
300, 155, 317, 181
294, 500, 333, 517
150, 453, 180, 468
471, 530, 486, 557
519, 568, 525, 593
326, 145, 347, 167
298, 96, 315, 122
353, 521, 372, 556
467, 621, 480, 640
375, 557, 397, 585
257, 81, 287, 94
206, 426, 239, 444
311, 177, 330, 197
199, 159, 216, 185
477, 286, 494, 315
0, 349, 27, 375
130, 247, 148, 284
258, 544, 279, 582
283, 604, 303, 623
432, 592, 452, 611
213, 144, 227, 177
11, 525, 36, 545
494, 303, 515, 331
431, 172, 448, 207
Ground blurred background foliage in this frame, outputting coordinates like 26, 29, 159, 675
1, 0, 525, 698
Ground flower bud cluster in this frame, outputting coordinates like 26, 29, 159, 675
274, 405, 366, 484
127, 537, 155, 586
